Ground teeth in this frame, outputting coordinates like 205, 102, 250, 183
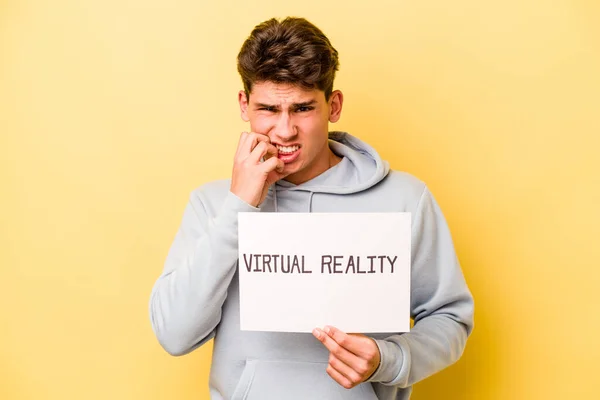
277, 145, 299, 154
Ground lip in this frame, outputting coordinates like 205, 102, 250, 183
276, 146, 301, 164
272, 142, 301, 149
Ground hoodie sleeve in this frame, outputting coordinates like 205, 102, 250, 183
149, 189, 259, 356
367, 186, 474, 386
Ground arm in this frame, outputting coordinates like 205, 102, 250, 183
367, 186, 475, 386
149, 132, 287, 356
149, 189, 258, 356
313, 186, 474, 389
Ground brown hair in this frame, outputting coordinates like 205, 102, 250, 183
237, 17, 339, 100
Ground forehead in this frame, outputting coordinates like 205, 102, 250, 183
249, 81, 325, 104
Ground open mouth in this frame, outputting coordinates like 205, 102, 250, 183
276, 144, 301, 163
276, 145, 300, 154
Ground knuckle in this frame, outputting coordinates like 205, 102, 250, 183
368, 348, 378, 361
331, 359, 343, 370
331, 342, 342, 355
350, 372, 362, 384
356, 361, 369, 375
326, 365, 335, 377
249, 132, 262, 141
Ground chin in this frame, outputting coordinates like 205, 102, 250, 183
284, 161, 303, 175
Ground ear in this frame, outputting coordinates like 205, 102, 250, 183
238, 90, 250, 122
328, 90, 343, 123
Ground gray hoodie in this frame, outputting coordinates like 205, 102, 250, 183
149, 132, 474, 399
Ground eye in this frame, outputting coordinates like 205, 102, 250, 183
258, 106, 276, 112
296, 106, 314, 112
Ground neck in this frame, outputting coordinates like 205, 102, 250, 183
284, 145, 342, 185
328, 148, 342, 169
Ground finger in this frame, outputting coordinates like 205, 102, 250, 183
238, 132, 270, 157
326, 363, 355, 389
313, 328, 361, 369
249, 142, 278, 164
324, 326, 378, 360
261, 155, 285, 174
328, 354, 363, 386
234, 131, 247, 160
265, 162, 289, 188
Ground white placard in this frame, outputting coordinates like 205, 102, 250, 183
238, 212, 411, 333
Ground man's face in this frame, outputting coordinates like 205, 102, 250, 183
239, 81, 343, 185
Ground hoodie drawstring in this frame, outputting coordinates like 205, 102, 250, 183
308, 192, 314, 213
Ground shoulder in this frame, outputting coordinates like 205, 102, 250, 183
188, 179, 232, 214
191, 179, 231, 197
379, 170, 428, 204
385, 170, 426, 193
351, 169, 430, 213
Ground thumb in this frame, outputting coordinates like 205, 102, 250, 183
266, 170, 286, 186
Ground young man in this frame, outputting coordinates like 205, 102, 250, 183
149, 17, 474, 400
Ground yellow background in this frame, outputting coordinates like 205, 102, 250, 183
1, 0, 599, 399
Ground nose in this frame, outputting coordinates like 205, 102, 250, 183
271, 112, 297, 141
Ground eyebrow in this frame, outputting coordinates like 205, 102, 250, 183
254, 100, 317, 109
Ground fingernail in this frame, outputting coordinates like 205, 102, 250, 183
312, 328, 320, 338
324, 326, 331, 334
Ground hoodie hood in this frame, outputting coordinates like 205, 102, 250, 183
269, 131, 390, 212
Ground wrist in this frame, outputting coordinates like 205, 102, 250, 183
229, 185, 260, 208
